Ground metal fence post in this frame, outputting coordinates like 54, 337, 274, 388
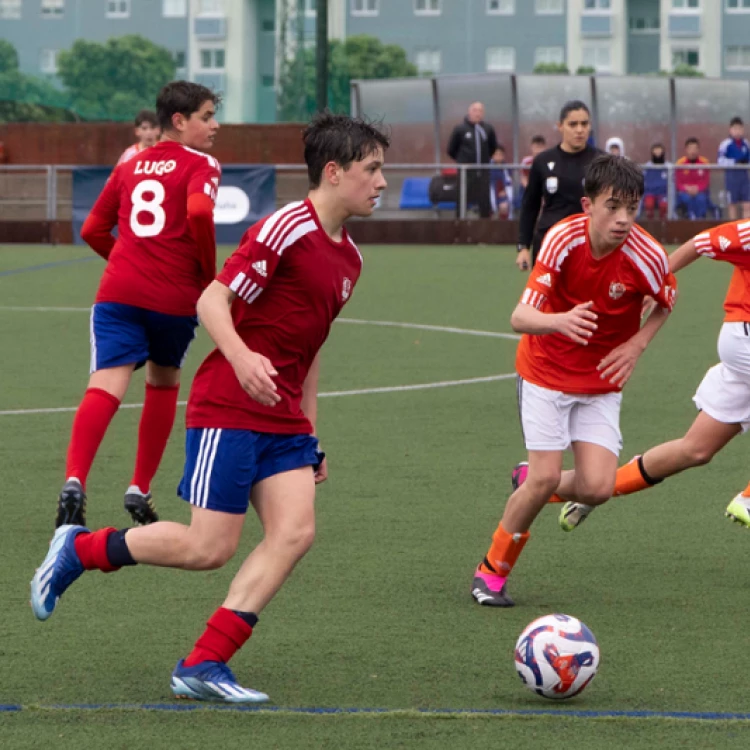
667, 164, 675, 220
459, 165, 467, 219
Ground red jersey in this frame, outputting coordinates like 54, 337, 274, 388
694, 220, 750, 322
675, 156, 710, 194
516, 214, 676, 394
88, 140, 221, 316
186, 198, 363, 434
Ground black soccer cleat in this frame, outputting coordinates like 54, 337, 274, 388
55, 479, 87, 528
471, 568, 515, 607
124, 486, 159, 526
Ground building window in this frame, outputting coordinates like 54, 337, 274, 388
304, 0, 315, 15
414, 48, 441, 74
39, 49, 58, 74
262, 19, 274, 31
106, 0, 129, 18
584, 0, 610, 8
351, 0, 378, 15
582, 43, 612, 72
174, 50, 186, 69
162, 0, 186, 17
200, 48, 226, 70
414, 0, 440, 16
727, 0, 750, 9
487, 0, 514, 13
535, 0, 563, 14
486, 46, 515, 72
726, 45, 750, 68
672, 47, 700, 67
197, 0, 224, 15
262, 75, 274, 87
671, 0, 699, 9
629, 15, 660, 31
41, 0, 64, 17
0, 0, 21, 19
535, 46, 565, 65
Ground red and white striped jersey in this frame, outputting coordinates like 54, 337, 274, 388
516, 213, 675, 394
91, 140, 221, 316
187, 198, 363, 434
694, 220, 750, 323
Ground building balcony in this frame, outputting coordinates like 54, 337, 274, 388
194, 17, 227, 41
581, 14, 613, 38
668, 13, 701, 38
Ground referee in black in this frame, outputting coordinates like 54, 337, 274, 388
516, 100, 601, 271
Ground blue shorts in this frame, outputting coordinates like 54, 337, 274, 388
90, 302, 198, 372
177, 428, 323, 514
726, 173, 750, 204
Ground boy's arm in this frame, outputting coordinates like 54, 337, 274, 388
196, 280, 280, 406
510, 300, 598, 345
669, 238, 700, 274
80, 172, 120, 260
598, 299, 672, 389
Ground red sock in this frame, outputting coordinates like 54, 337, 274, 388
65, 388, 121, 487
131, 383, 179, 493
74, 528, 120, 572
184, 608, 254, 667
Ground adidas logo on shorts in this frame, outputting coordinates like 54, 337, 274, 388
252, 260, 267, 277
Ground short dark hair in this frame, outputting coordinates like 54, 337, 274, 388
651, 142, 665, 151
531, 134, 546, 146
134, 109, 158, 128
584, 154, 644, 203
685, 136, 700, 148
731, 116, 744, 127
156, 81, 221, 132
559, 100, 590, 123
303, 112, 390, 189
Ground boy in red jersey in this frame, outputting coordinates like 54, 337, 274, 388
471, 154, 678, 607
57, 81, 221, 529
560, 219, 750, 530
116, 109, 160, 166
31, 113, 390, 704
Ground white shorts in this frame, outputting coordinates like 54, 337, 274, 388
693, 322, 750, 433
517, 377, 623, 457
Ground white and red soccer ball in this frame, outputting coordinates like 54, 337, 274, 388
514, 614, 600, 700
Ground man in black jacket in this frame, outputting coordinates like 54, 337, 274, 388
447, 102, 498, 219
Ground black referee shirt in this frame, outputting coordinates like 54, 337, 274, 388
518, 144, 601, 253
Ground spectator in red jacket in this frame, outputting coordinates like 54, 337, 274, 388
675, 137, 711, 219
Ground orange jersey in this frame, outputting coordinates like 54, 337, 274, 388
694, 221, 750, 322
116, 143, 147, 165
516, 214, 676, 394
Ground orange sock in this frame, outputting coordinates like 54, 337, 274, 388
742, 480, 750, 498
613, 455, 661, 496
479, 523, 530, 577
548, 493, 565, 503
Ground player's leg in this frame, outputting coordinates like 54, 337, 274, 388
693, 192, 709, 219
658, 196, 668, 220
173, 435, 321, 702
57, 303, 147, 528
125, 312, 198, 525
472, 378, 570, 607
642, 194, 656, 220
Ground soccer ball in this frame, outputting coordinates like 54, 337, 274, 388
514, 613, 600, 700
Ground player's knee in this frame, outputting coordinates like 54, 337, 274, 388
188, 539, 238, 570
683, 442, 715, 467
576, 483, 615, 506
525, 470, 561, 500
272, 519, 316, 558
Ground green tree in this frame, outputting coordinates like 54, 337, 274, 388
277, 34, 417, 121
671, 63, 704, 77
57, 35, 176, 120
0, 39, 76, 122
575, 65, 596, 75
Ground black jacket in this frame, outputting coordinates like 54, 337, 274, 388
518, 144, 601, 249
447, 117, 498, 165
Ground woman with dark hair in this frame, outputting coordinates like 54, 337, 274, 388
516, 100, 601, 271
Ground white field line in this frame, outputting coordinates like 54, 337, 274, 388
0, 306, 521, 341
0, 373, 516, 417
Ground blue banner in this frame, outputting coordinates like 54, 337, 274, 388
72, 164, 277, 246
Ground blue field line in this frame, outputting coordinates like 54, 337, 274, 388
3, 704, 750, 721
0, 256, 97, 278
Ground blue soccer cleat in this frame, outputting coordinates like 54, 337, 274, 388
170, 659, 270, 704
30, 524, 88, 621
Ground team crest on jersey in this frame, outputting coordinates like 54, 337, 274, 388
342, 277, 352, 301
547, 162, 555, 171
546, 177, 558, 194
609, 281, 626, 300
